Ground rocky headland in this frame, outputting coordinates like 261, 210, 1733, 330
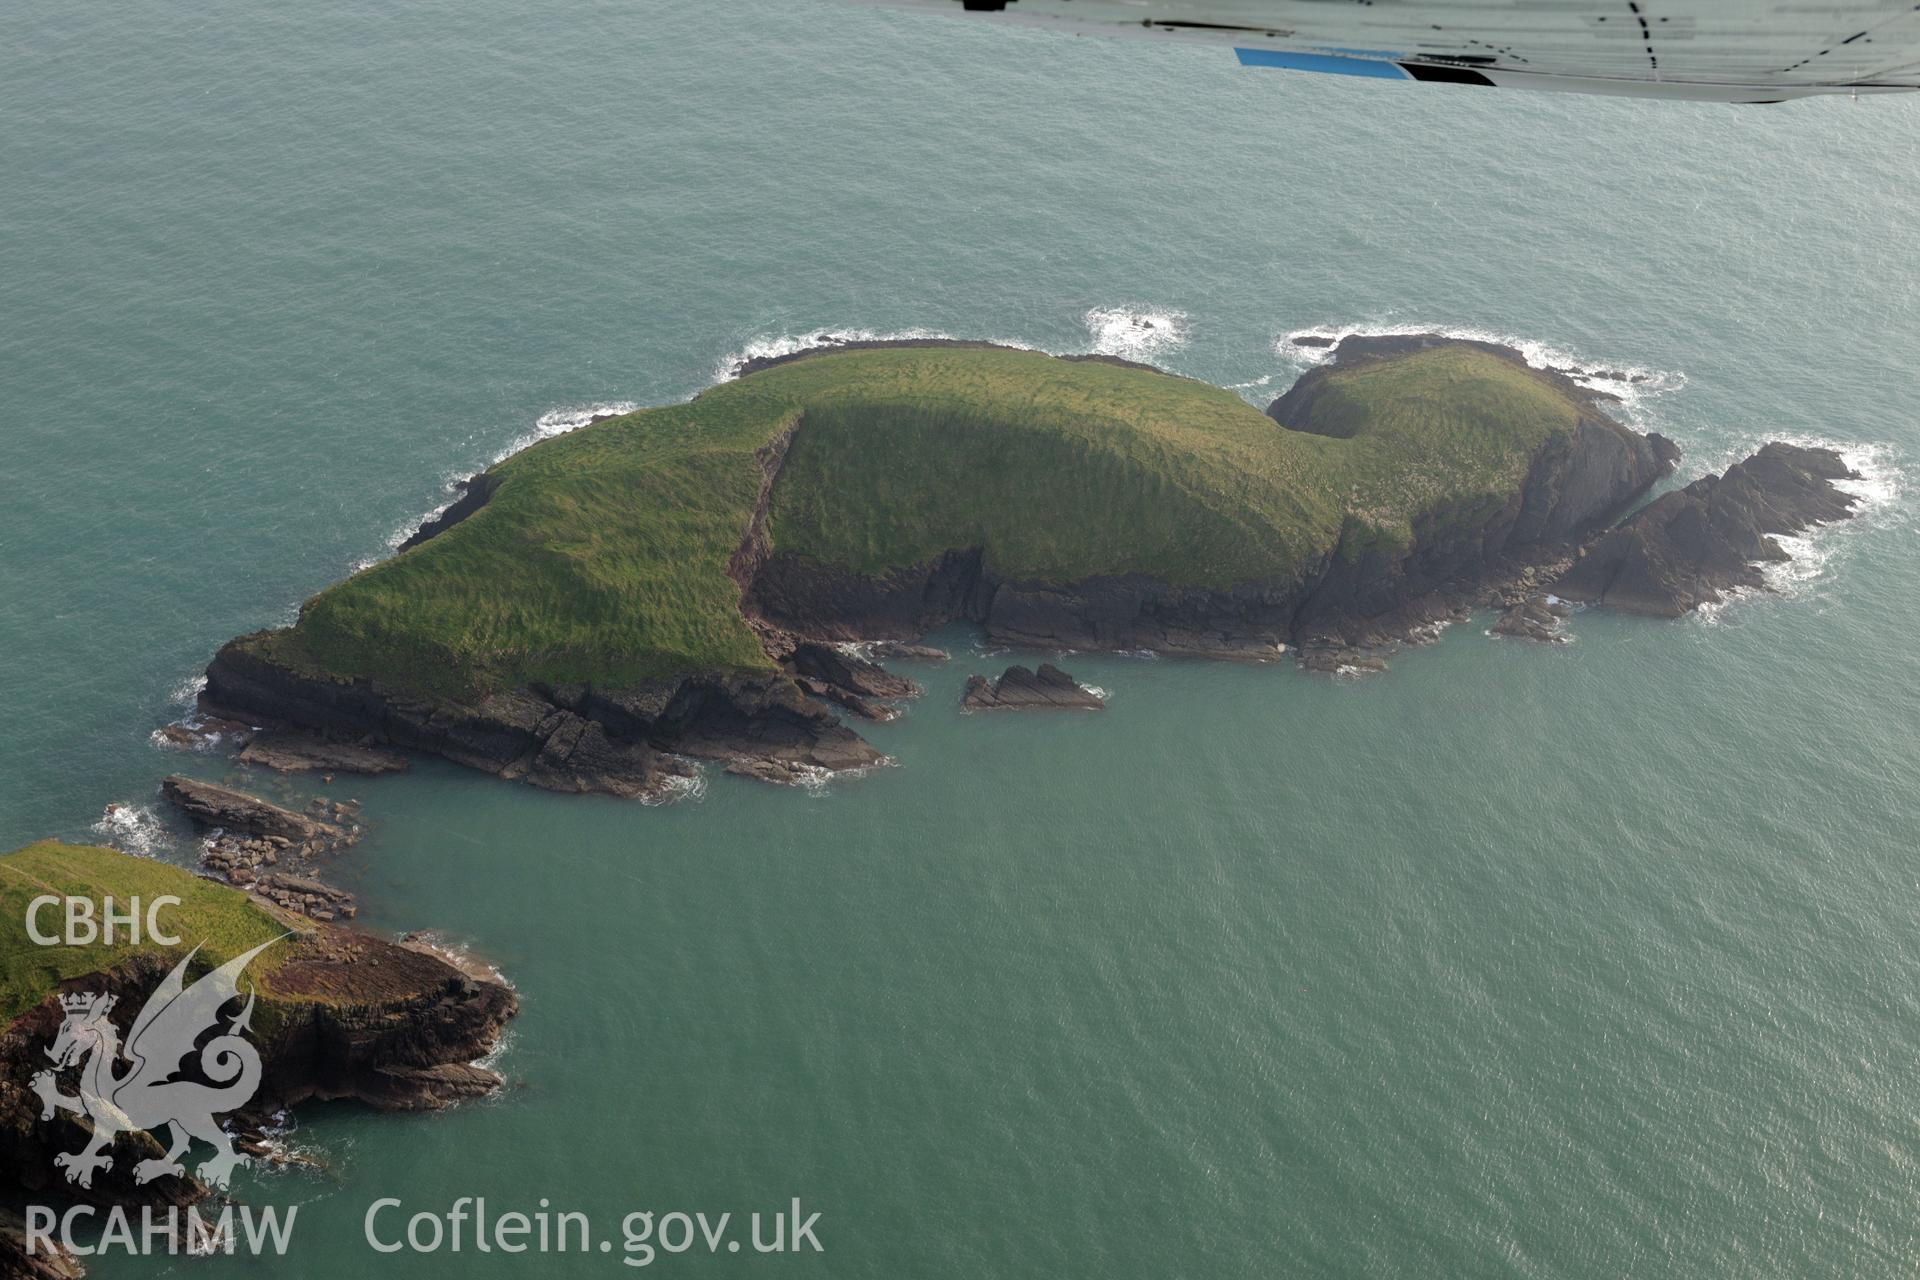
0, 841, 516, 1229
182, 336, 1860, 798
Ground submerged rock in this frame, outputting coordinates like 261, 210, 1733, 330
961, 663, 1104, 710
1294, 645, 1390, 675
863, 641, 950, 662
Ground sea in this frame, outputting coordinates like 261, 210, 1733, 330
3, 1, 1919, 1275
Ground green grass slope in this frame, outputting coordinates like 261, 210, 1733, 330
0, 841, 297, 1023
245, 344, 1591, 700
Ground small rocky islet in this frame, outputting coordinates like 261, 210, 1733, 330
962, 663, 1105, 711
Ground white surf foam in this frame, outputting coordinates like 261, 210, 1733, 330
169, 674, 208, 708
1689, 438, 1904, 624
712, 326, 969, 384
715, 308, 1187, 387
1083, 307, 1189, 361
1273, 320, 1685, 423
471, 1026, 517, 1075
91, 803, 167, 858
402, 930, 516, 992
642, 768, 709, 807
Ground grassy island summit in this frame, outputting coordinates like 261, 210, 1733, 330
240, 340, 1622, 700
209, 333, 1841, 795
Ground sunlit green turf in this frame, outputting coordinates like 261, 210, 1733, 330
0, 841, 296, 1022
255, 344, 1585, 699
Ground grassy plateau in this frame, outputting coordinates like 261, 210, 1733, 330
247, 344, 1586, 700
0, 841, 299, 1023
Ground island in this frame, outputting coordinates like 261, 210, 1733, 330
191, 335, 1860, 797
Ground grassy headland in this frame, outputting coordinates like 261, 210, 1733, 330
245, 344, 1590, 700
0, 841, 298, 1022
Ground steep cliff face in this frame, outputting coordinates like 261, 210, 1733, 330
1285, 413, 1678, 636
0, 904, 515, 1211
202, 635, 881, 798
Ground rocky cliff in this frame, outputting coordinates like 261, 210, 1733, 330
0, 884, 515, 1213
201, 639, 882, 797
746, 335, 1680, 656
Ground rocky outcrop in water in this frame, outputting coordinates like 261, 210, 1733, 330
784, 641, 921, 721
962, 664, 1104, 711
160, 776, 347, 849
236, 733, 409, 776
1555, 442, 1859, 615
1491, 595, 1573, 643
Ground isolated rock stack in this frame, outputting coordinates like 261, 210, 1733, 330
961, 663, 1104, 710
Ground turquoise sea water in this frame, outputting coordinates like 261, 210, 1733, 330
5, 1, 1920, 1275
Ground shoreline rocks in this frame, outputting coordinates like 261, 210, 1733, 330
1554, 442, 1860, 615
160, 775, 364, 918
962, 663, 1104, 711
237, 733, 410, 776
160, 776, 348, 850
200, 648, 883, 800
1490, 595, 1573, 643
785, 641, 921, 722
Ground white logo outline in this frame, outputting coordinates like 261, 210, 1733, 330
31, 937, 282, 1190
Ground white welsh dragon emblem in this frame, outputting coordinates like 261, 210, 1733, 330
30, 938, 281, 1190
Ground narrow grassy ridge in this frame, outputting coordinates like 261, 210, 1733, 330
253, 344, 1589, 700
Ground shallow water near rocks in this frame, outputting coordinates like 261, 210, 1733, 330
4, 1, 1920, 1275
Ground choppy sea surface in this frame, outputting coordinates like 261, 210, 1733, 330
4, 2, 1920, 1275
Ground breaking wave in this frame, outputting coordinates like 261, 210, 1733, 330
712, 326, 971, 384
91, 803, 168, 858
713, 306, 1189, 387
642, 768, 709, 807
1693, 438, 1906, 623
170, 673, 208, 708
1275, 320, 1685, 423
1083, 307, 1189, 361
